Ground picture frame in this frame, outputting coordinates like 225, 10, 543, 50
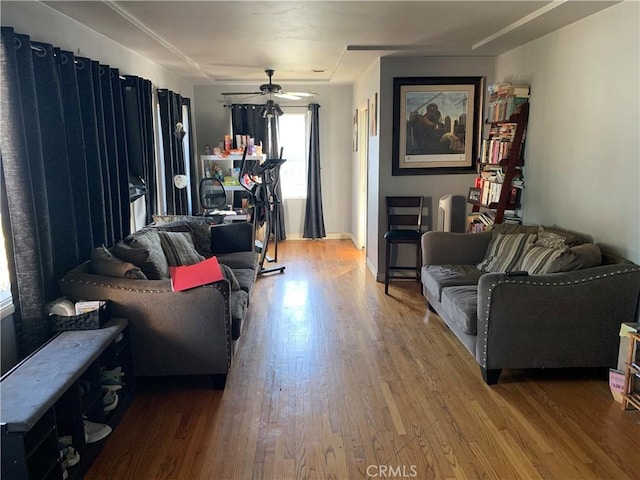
369, 92, 378, 137
392, 76, 484, 175
467, 187, 481, 203
352, 109, 358, 152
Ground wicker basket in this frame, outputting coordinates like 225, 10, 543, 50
51, 301, 111, 332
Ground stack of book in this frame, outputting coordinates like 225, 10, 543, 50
487, 83, 530, 123
467, 211, 497, 232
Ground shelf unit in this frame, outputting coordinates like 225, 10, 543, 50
200, 154, 264, 210
622, 332, 640, 411
468, 98, 529, 231
1, 319, 134, 480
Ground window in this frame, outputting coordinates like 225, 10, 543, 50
0, 219, 14, 317
278, 111, 308, 199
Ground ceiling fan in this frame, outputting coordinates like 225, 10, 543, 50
222, 69, 316, 101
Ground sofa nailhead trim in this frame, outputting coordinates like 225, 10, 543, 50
479, 267, 637, 367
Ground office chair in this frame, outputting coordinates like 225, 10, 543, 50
383, 196, 424, 295
199, 177, 227, 214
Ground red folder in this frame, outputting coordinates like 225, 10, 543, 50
169, 256, 224, 292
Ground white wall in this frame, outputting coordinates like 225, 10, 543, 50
192, 84, 353, 238
376, 56, 495, 279
496, 1, 639, 263
0, 1, 194, 97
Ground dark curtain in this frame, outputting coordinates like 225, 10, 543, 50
230, 103, 286, 240
303, 103, 326, 239
230, 104, 266, 149
0, 27, 143, 358
158, 89, 189, 215
123, 76, 156, 224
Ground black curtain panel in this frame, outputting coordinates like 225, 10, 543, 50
0, 28, 52, 356
303, 103, 326, 239
76, 56, 108, 247
0, 27, 157, 358
230, 104, 267, 148
55, 48, 93, 261
123, 76, 157, 224
158, 88, 189, 215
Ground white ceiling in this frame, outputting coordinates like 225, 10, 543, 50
40, 1, 619, 86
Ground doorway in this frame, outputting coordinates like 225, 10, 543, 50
356, 102, 368, 250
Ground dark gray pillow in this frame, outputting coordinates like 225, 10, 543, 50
219, 263, 240, 291
153, 218, 213, 257
158, 231, 204, 267
549, 243, 602, 272
123, 229, 170, 278
90, 245, 147, 280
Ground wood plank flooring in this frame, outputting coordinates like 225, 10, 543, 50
86, 239, 640, 480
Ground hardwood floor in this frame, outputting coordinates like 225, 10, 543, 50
86, 239, 639, 480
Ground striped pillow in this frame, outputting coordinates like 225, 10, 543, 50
521, 245, 568, 274
477, 233, 537, 273
158, 231, 205, 267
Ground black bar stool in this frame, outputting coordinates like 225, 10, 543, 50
383, 196, 424, 294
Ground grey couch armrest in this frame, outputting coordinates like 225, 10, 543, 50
59, 266, 233, 377
211, 221, 254, 254
475, 264, 640, 370
421, 231, 492, 266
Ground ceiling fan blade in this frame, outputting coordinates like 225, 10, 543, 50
275, 92, 302, 100
286, 91, 317, 97
221, 91, 263, 96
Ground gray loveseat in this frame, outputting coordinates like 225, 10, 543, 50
60, 218, 258, 388
421, 224, 640, 384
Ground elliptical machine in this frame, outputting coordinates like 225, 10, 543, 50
239, 150, 286, 275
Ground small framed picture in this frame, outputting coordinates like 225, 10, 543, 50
468, 187, 481, 203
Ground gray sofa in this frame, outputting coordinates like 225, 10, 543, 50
60, 218, 258, 388
421, 225, 640, 384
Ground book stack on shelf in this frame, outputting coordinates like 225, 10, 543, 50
467, 82, 530, 232
487, 83, 530, 122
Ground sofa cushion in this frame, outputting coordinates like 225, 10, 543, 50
440, 286, 478, 335
520, 244, 568, 275
216, 251, 258, 270
219, 263, 240, 291
91, 245, 147, 280
231, 268, 257, 295
158, 231, 204, 267
422, 265, 482, 302
229, 290, 249, 339
478, 232, 537, 273
112, 235, 169, 280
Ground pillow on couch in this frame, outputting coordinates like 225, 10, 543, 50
90, 245, 147, 280
114, 229, 170, 279
158, 231, 204, 266
520, 244, 568, 274
549, 243, 602, 272
477, 232, 537, 273
153, 217, 214, 256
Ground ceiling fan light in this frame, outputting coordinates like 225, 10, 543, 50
275, 105, 284, 116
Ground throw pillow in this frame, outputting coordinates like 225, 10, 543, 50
158, 231, 205, 267
520, 244, 568, 275
90, 245, 148, 280
112, 241, 167, 280
219, 263, 241, 291
535, 226, 567, 249
154, 218, 213, 257
477, 232, 537, 273
125, 229, 170, 278
548, 243, 602, 272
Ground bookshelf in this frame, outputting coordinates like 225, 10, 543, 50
467, 83, 529, 232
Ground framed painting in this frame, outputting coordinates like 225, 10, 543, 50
392, 76, 484, 175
